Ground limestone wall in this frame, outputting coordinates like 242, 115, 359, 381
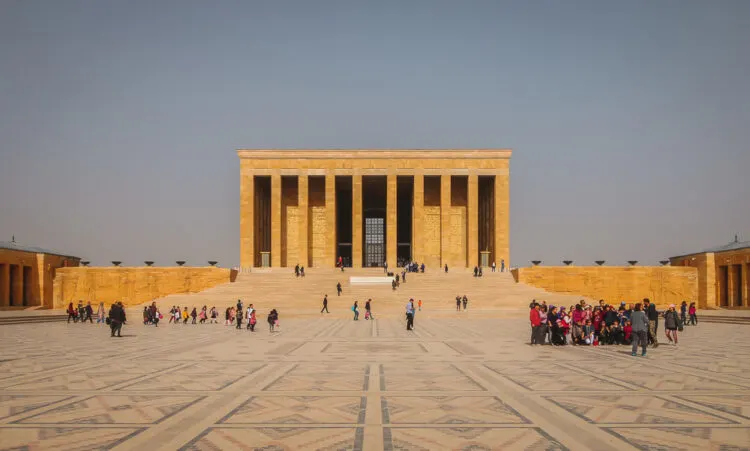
512, 266, 698, 307
52, 267, 237, 309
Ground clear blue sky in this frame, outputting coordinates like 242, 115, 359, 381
1, 0, 748, 267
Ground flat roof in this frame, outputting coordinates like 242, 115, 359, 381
237, 148, 512, 159
670, 239, 750, 259
0, 241, 80, 260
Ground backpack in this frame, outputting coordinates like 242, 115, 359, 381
351, 305, 356, 312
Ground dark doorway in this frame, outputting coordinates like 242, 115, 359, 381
22, 266, 32, 306
734, 264, 743, 307
254, 176, 271, 267
9, 265, 18, 306
336, 176, 353, 267
0, 264, 6, 305
478, 176, 495, 266
719, 265, 729, 307
363, 176, 386, 267
397, 176, 413, 266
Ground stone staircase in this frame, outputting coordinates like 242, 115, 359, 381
144, 268, 588, 319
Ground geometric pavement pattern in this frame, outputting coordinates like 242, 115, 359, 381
1, 316, 750, 450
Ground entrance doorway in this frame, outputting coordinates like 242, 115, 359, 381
719, 265, 729, 307
734, 264, 743, 307
362, 176, 386, 267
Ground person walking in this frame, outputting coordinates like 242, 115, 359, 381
108, 301, 126, 337
688, 302, 698, 325
462, 295, 468, 311
67, 302, 77, 323
321, 295, 329, 313
352, 301, 359, 321
246, 304, 254, 329
630, 303, 649, 356
182, 307, 189, 325
680, 301, 688, 326
83, 302, 93, 323
96, 302, 106, 324
268, 309, 278, 332
236, 307, 243, 329
491, 261, 496, 272
500, 259, 505, 272
444, 264, 449, 273
365, 299, 373, 320
664, 304, 680, 345
418, 299, 422, 311
248, 307, 257, 332
405, 299, 415, 331
455, 295, 461, 311
336, 282, 342, 296
77, 301, 85, 324
644, 299, 659, 347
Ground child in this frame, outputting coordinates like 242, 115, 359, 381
418, 299, 422, 311
582, 319, 595, 345
610, 319, 624, 345
623, 320, 633, 345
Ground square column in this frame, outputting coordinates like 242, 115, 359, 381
325, 174, 336, 268
386, 174, 397, 269
412, 173, 424, 264
0, 264, 9, 307
352, 174, 363, 268
271, 173, 282, 267
440, 174, 451, 267
467, 173, 479, 267
239, 171, 254, 269
494, 174, 510, 270
298, 174, 309, 267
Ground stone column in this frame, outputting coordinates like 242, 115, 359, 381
326, 174, 337, 268
13, 265, 23, 307
704, 253, 716, 308
467, 173, 478, 268
298, 173, 309, 268
440, 174, 451, 267
239, 170, 254, 269
271, 172, 282, 267
412, 172, 424, 264
352, 174, 363, 268
494, 173, 510, 270
0, 263, 9, 307
386, 174, 397, 269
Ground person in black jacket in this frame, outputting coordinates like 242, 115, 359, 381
644, 299, 659, 347
108, 301, 126, 337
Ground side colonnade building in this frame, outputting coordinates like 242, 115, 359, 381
238, 149, 511, 270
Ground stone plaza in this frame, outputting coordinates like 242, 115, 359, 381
1, 316, 749, 450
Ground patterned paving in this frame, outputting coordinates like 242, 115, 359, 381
0, 317, 749, 450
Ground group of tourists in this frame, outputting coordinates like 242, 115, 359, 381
66, 301, 105, 323
529, 298, 698, 356
455, 295, 469, 310
293, 264, 306, 277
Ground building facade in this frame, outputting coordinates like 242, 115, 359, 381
671, 238, 750, 309
0, 241, 80, 309
238, 149, 511, 270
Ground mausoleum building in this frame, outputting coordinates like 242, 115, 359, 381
238, 149, 511, 270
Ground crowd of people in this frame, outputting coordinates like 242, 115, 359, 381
529, 298, 698, 356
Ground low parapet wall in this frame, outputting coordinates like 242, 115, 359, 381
52, 267, 237, 309
511, 266, 698, 307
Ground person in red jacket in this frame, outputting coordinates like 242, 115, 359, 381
529, 302, 542, 344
